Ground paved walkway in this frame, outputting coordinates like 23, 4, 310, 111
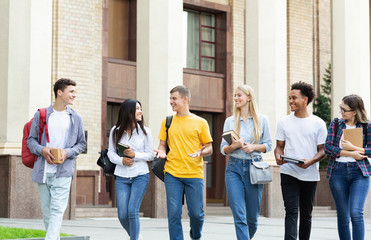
1, 216, 371, 240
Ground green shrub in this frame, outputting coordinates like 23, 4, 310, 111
313, 63, 332, 169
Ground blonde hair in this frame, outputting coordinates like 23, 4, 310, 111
233, 85, 262, 143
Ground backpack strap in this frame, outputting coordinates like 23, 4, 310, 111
334, 118, 339, 146
39, 108, 50, 143
362, 122, 368, 147
165, 115, 173, 154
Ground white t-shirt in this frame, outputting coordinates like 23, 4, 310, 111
336, 124, 357, 163
45, 110, 70, 173
276, 113, 327, 181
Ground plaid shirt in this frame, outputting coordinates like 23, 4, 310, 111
324, 118, 371, 179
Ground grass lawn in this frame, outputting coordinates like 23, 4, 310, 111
0, 226, 71, 239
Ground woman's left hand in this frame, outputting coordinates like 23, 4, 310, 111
341, 140, 356, 151
241, 143, 255, 153
124, 148, 135, 158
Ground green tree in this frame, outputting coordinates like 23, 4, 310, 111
313, 63, 332, 169
313, 63, 332, 127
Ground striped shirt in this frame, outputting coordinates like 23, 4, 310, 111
324, 118, 371, 179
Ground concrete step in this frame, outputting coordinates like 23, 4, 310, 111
205, 204, 337, 218
75, 206, 146, 218
312, 206, 337, 218
75, 205, 337, 218
75, 206, 118, 218
206, 203, 232, 216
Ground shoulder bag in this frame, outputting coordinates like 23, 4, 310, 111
250, 159, 272, 184
97, 148, 116, 176
152, 115, 173, 181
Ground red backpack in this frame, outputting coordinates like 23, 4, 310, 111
22, 108, 50, 168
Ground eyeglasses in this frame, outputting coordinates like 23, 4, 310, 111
339, 105, 354, 113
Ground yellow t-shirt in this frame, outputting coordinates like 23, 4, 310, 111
158, 114, 213, 179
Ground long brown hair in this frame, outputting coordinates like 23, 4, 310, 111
342, 94, 368, 123
113, 99, 147, 148
233, 85, 262, 143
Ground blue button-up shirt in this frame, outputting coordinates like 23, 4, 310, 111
220, 114, 272, 158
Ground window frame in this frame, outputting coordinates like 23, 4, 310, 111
184, 9, 217, 73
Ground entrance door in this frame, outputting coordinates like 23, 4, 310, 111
192, 111, 225, 203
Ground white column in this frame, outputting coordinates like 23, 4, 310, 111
332, 0, 370, 118
136, 0, 183, 218
0, 0, 52, 154
137, 0, 183, 145
333, 0, 371, 219
245, 0, 287, 158
245, 0, 287, 218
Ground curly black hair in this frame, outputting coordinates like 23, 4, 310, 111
291, 81, 315, 104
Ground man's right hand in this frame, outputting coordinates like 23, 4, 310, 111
42, 147, 55, 164
154, 149, 166, 159
274, 140, 285, 165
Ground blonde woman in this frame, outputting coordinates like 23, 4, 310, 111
221, 85, 272, 240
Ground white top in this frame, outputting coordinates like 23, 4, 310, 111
336, 124, 357, 163
46, 110, 70, 173
108, 125, 154, 178
276, 113, 327, 181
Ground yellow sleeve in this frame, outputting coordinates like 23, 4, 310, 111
200, 120, 213, 144
158, 118, 167, 141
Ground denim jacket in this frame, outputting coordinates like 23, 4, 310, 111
27, 104, 86, 183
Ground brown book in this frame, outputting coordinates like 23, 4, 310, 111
343, 128, 363, 148
50, 148, 63, 164
222, 130, 239, 145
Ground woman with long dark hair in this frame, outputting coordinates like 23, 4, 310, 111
325, 94, 371, 240
107, 99, 153, 240
220, 85, 272, 239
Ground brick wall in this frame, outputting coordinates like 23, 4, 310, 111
205, 0, 229, 5
52, 0, 102, 170
318, 0, 331, 85
287, 0, 314, 86
232, 0, 246, 90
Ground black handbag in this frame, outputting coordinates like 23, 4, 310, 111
151, 115, 173, 181
97, 148, 116, 176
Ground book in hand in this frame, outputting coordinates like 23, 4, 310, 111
50, 148, 63, 164
222, 130, 240, 145
117, 143, 130, 157
343, 128, 363, 148
280, 155, 305, 164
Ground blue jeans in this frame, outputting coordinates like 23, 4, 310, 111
164, 172, 204, 240
329, 162, 370, 240
225, 156, 264, 240
280, 173, 317, 240
38, 173, 72, 240
116, 174, 149, 240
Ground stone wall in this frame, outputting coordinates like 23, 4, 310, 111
0, 155, 75, 219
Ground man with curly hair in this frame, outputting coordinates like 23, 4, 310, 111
274, 81, 327, 240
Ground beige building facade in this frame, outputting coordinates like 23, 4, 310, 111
1, 0, 371, 218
